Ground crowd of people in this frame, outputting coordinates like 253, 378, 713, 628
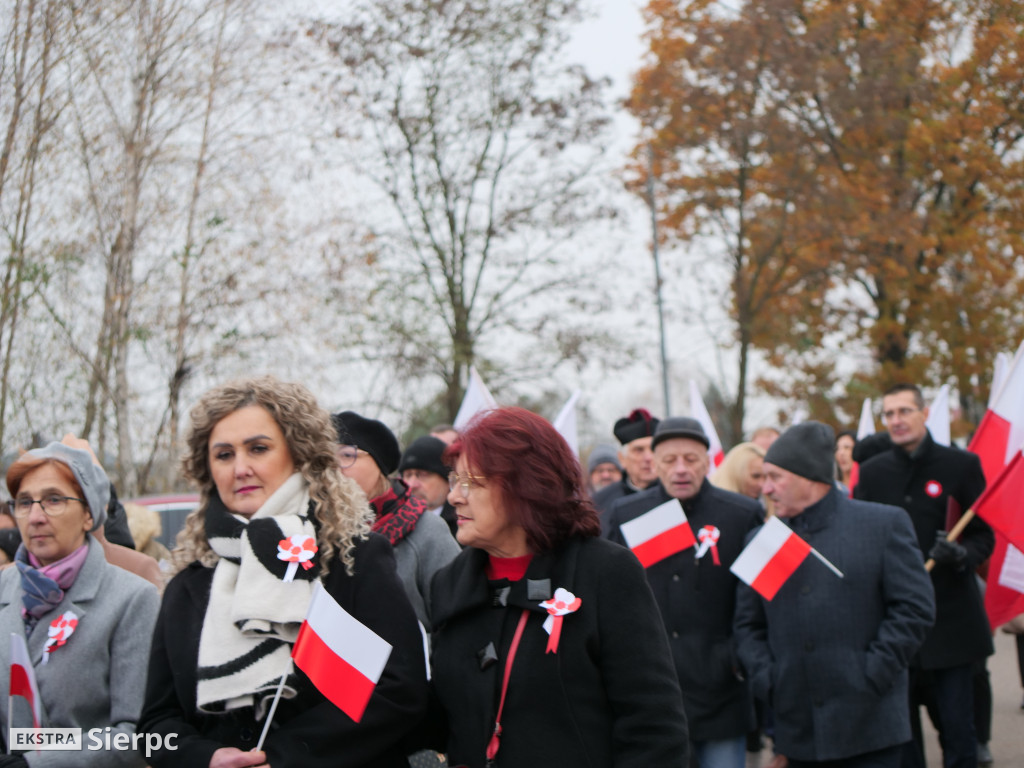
0, 375, 1002, 768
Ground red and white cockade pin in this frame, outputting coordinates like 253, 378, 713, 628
43, 610, 79, 664
539, 587, 581, 654
277, 535, 317, 582
696, 525, 722, 565
925, 480, 943, 498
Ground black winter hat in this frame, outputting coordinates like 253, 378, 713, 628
397, 436, 450, 479
764, 421, 836, 484
332, 411, 402, 476
613, 408, 660, 445
651, 417, 710, 450
0, 528, 21, 562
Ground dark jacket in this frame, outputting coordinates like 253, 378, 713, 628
140, 533, 429, 768
594, 477, 649, 533
854, 430, 993, 668
605, 480, 763, 742
428, 536, 689, 768
734, 488, 935, 762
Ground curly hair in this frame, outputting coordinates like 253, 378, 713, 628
173, 375, 372, 575
445, 406, 600, 553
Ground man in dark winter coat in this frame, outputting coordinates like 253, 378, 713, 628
735, 421, 935, 768
606, 417, 762, 768
855, 384, 992, 768
594, 408, 660, 529
399, 435, 458, 539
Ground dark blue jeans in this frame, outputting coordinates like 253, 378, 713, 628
902, 664, 977, 768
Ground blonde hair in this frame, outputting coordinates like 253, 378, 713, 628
174, 375, 372, 575
709, 441, 765, 497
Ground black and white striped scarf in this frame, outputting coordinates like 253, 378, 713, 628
196, 473, 321, 717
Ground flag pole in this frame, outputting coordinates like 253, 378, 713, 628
255, 670, 289, 752
810, 548, 844, 578
924, 509, 976, 572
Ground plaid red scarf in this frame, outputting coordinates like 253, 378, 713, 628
370, 481, 427, 545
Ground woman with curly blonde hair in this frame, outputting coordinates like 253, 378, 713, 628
140, 376, 428, 768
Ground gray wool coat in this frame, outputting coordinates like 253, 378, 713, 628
393, 510, 460, 631
734, 488, 935, 762
0, 537, 160, 767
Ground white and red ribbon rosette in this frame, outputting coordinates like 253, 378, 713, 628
696, 525, 721, 565
539, 587, 581, 654
43, 610, 79, 664
277, 535, 318, 582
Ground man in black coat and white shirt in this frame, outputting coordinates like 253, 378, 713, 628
606, 417, 763, 768
735, 421, 935, 768
855, 384, 992, 768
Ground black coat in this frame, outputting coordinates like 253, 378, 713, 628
734, 489, 935, 761
428, 536, 689, 768
140, 533, 429, 768
605, 480, 763, 742
854, 430, 993, 668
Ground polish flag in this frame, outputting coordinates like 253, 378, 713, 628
689, 380, 724, 468
970, 340, 1024, 484
10, 633, 41, 729
847, 398, 875, 496
292, 582, 392, 723
730, 517, 811, 600
552, 389, 582, 458
619, 499, 697, 568
454, 367, 498, 430
972, 446, 1024, 553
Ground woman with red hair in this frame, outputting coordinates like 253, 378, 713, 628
427, 407, 688, 767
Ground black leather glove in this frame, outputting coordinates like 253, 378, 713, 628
928, 531, 968, 568
0, 754, 29, 768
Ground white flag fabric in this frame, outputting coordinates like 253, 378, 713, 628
552, 390, 582, 458
990, 351, 1014, 409
857, 399, 875, 440
689, 380, 724, 468
926, 384, 951, 447
453, 367, 498, 429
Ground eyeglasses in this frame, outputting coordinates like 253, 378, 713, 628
881, 407, 920, 421
448, 471, 485, 498
336, 445, 367, 469
8, 495, 86, 518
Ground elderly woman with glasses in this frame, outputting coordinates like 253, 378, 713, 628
424, 407, 689, 767
331, 412, 459, 632
0, 439, 160, 767
140, 377, 429, 768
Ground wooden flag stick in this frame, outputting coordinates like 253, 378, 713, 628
811, 547, 844, 578
924, 509, 975, 572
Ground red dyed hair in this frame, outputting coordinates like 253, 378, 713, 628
445, 407, 601, 553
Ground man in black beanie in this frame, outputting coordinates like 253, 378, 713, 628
735, 420, 935, 768
398, 435, 458, 539
592, 408, 661, 521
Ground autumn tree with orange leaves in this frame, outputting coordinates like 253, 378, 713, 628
629, 0, 1024, 437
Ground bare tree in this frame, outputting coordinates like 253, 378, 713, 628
314, 0, 619, 419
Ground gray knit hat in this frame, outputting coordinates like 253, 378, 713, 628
10, 443, 110, 530
587, 444, 622, 474
764, 421, 836, 484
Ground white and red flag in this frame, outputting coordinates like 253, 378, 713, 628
972, 446, 1024, 553
10, 633, 41, 729
454, 367, 498, 430
619, 499, 697, 568
291, 582, 392, 723
689, 380, 724, 469
970, 340, 1024, 484
730, 517, 812, 600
